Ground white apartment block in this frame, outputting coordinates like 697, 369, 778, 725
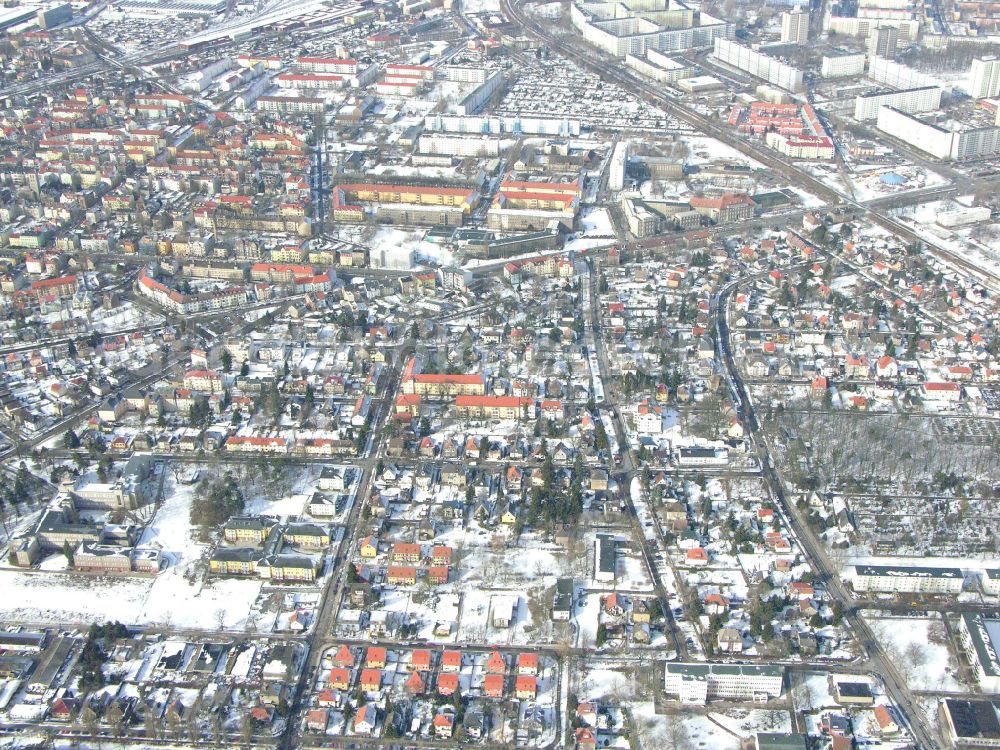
868, 56, 939, 89
625, 50, 695, 83
780, 9, 809, 43
417, 135, 501, 158
257, 96, 326, 114
825, 16, 919, 42
821, 50, 866, 78
609, 140, 628, 191
713, 38, 804, 92
853, 85, 941, 120
867, 25, 899, 57
296, 56, 358, 75
970, 56, 1000, 99
441, 66, 489, 83
570, 0, 734, 58
876, 106, 1000, 160
852, 564, 965, 594
985, 569, 1000, 597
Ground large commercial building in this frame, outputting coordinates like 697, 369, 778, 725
713, 38, 804, 92
780, 9, 810, 43
664, 663, 784, 704
595, 534, 617, 582
570, 0, 733, 58
853, 86, 941, 121
876, 106, 1000, 160
971, 56, 1000, 99
852, 564, 965, 594
821, 50, 866, 78
688, 192, 755, 223
959, 613, 1000, 694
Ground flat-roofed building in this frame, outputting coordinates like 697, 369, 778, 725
665, 662, 784, 704
960, 612, 1000, 694
852, 564, 964, 594
594, 534, 617, 582
821, 50, 866, 78
854, 86, 941, 121
454, 395, 534, 420
984, 569, 1000, 597
755, 733, 808, 750
940, 698, 1000, 748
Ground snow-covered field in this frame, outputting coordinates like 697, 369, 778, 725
864, 615, 966, 692
566, 207, 618, 253
0, 568, 263, 630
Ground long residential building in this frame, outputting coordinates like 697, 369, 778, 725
713, 38, 804, 92
624, 50, 695, 83
939, 698, 1000, 748
821, 49, 866, 78
296, 56, 358, 74
765, 132, 836, 159
876, 106, 1000, 160
853, 85, 941, 121
334, 183, 480, 213
824, 15, 920, 42
137, 270, 247, 314
959, 612, 1000, 694
868, 56, 940, 89
417, 134, 502, 157
487, 175, 582, 232
664, 663, 784, 704
401, 357, 486, 397
852, 564, 965, 594
570, 0, 733, 58
453, 395, 534, 420
257, 96, 326, 114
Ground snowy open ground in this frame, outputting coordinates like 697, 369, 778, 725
863, 615, 966, 692
0, 473, 289, 630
